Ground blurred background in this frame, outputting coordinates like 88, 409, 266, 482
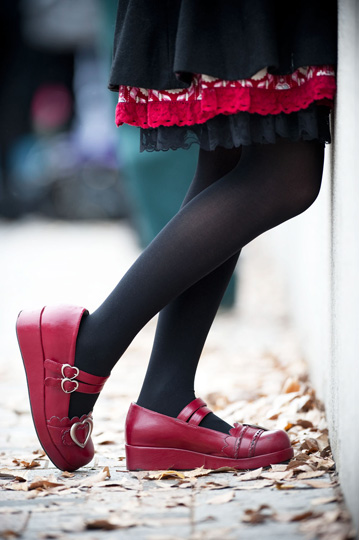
0, 0, 195, 228
0, 0, 236, 301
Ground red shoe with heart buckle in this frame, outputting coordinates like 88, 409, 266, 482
16, 305, 108, 472
125, 398, 293, 471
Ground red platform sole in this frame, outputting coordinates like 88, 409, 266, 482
16, 308, 74, 471
125, 443, 294, 471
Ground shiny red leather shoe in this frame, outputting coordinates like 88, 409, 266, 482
125, 398, 293, 470
16, 305, 108, 472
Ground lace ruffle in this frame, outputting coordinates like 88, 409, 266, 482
140, 104, 332, 152
117, 66, 336, 129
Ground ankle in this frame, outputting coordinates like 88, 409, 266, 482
137, 389, 196, 418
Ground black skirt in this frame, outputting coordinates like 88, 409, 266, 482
108, 0, 337, 151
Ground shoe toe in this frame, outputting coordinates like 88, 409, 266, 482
254, 428, 292, 457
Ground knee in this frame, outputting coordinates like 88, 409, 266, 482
294, 173, 322, 215
277, 140, 325, 218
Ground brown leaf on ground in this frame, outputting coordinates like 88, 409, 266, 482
241, 504, 273, 524
79, 466, 111, 487
320, 445, 332, 458
301, 480, 333, 489
86, 517, 136, 530
12, 459, 41, 469
207, 490, 235, 505
235, 479, 274, 490
287, 453, 311, 469
270, 464, 288, 472
282, 378, 301, 394
298, 509, 350, 537
311, 496, 339, 506
237, 468, 263, 481
207, 467, 238, 475
165, 495, 192, 508
61, 471, 75, 478
0, 469, 27, 481
296, 470, 327, 480
28, 478, 64, 491
295, 419, 314, 429
203, 480, 230, 490
145, 470, 185, 480
261, 470, 293, 481
32, 450, 46, 457
300, 438, 320, 453
275, 481, 296, 490
3, 482, 29, 492
290, 510, 318, 522
310, 456, 335, 471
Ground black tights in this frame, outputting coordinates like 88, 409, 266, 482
69, 137, 325, 433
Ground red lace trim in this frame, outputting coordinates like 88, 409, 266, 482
116, 65, 336, 129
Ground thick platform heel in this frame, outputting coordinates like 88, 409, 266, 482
16, 308, 64, 464
16, 305, 106, 471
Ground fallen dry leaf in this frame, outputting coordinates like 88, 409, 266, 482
207, 490, 235, 505
0, 469, 27, 481
300, 480, 333, 489
28, 478, 64, 491
241, 504, 273, 524
235, 479, 274, 490
290, 510, 318, 522
79, 466, 111, 487
144, 470, 185, 481
238, 467, 263, 481
275, 482, 296, 490
32, 450, 46, 457
311, 496, 338, 506
86, 517, 136, 530
16, 459, 41, 469
203, 480, 230, 490
296, 470, 327, 480
261, 470, 293, 481
300, 438, 320, 453
282, 377, 301, 394
165, 495, 192, 508
61, 471, 75, 478
295, 419, 314, 429
270, 464, 288, 472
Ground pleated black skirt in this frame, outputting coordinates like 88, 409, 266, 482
108, 0, 337, 151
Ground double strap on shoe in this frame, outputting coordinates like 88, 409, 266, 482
44, 359, 109, 394
177, 397, 212, 425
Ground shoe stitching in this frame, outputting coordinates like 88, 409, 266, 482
235, 425, 248, 458
221, 434, 231, 456
47, 413, 92, 424
249, 429, 264, 457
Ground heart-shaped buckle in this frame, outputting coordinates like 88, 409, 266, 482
70, 417, 93, 448
61, 378, 79, 393
61, 364, 79, 380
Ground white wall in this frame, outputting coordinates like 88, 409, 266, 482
265, 0, 359, 530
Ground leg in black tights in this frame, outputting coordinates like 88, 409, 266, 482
70, 146, 242, 421
137, 147, 243, 433
70, 138, 325, 426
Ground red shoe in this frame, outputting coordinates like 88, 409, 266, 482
16, 305, 108, 472
125, 398, 293, 471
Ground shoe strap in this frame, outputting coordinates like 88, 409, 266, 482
45, 359, 109, 384
44, 359, 108, 395
177, 397, 208, 422
45, 377, 105, 394
187, 405, 212, 425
